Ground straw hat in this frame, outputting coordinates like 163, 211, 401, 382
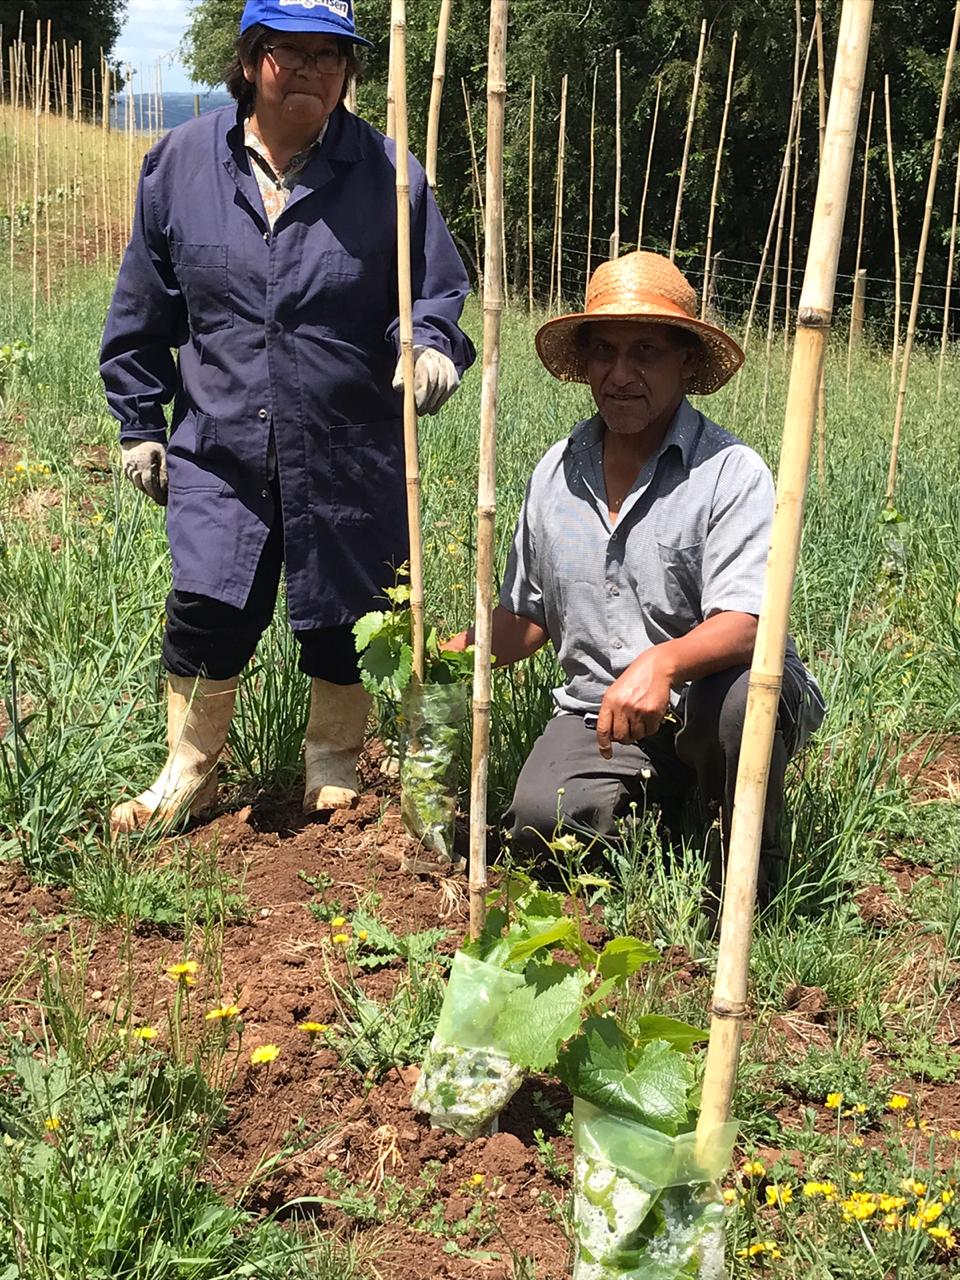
535, 251, 744, 395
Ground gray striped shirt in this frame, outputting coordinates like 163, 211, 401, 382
501, 398, 823, 723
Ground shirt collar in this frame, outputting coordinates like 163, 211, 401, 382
566, 397, 701, 467
243, 113, 329, 173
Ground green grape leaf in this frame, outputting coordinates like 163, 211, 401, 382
506, 916, 578, 966
629, 1016, 707, 1053
359, 632, 413, 696
352, 611, 387, 654
597, 937, 661, 983
496, 962, 589, 1071
556, 1019, 694, 1135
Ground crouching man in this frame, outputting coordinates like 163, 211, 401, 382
449, 251, 825, 899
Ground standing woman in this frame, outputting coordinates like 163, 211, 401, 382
101, 0, 475, 832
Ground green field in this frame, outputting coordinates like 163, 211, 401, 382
2, 229, 960, 1275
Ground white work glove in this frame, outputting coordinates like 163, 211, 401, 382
121, 439, 168, 506
392, 345, 460, 415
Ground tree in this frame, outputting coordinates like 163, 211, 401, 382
179, 0, 960, 326
0, 0, 128, 114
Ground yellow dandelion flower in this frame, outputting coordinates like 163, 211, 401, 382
879, 1195, 907, 1212
849, 1172, 865, 1184
842, 1193, 878, 1221
469, 1172, 485, 1186
928, 1226, 958, 1248
250, 1044, 280, 1066
950, 1130, 960, 1141
737, 1242, 782, 1260
204, 1005, 241, 1021
297, 1021, 329, 1035
942, 1189, 956, 1205
131, 1026, 159, 1040
722, 1188, 739, 1204
742, 1160, 766, 1178
881, 1212, 902, 1232
851, 1136, 865, 1148
330, 916, 348, 928
917, 1200, 944, 1225
44, 1116, 61, 1131
902, 1179, 927, 1196
332, 933, 350, 945
906, 1117, 930, 1131
765, 1183, 793, 1208
357, 930, 368, 942
803, 1181, 837, 1200
825, 1092, 844, 1110
888, 1093, 910, 1111
166, 960, 199, 980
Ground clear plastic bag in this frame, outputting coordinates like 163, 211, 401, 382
411, 952, 526, 1138
572, 1099, 737, 1280
399, 680, 470, 864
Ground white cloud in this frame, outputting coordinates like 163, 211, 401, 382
114, 0, 201, 93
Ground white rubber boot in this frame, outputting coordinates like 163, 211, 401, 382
303, 679, 372, 812
110, 675, 238, 834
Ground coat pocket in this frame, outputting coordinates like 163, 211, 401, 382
170, 242, 233, 335
328, 419, 405, 526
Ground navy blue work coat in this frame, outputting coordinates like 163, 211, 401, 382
100, 103, 475, 629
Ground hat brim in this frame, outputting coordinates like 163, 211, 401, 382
246, 16, 374, 46
535, 309, 745, 396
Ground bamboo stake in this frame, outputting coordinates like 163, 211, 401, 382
586, 64, 598, 286
815, 0, 828, 489
886, 0, 960, 510
762, 40, 796, 419
462, 79, 484, 290
636, 77, 660, 249
42, 21, 51, 305
884, 74, 901, 389
391, 0, 425, 681
469, 0, 508, 941
670, 17, 706, 263
425, 0, 451, 189
738, 27, 815, 361
697, 0, 872, 1159
555, 73, 567, 307
784, 88, 802, 352
846, 90, 874, 389
31, 24, 41, 331
527, 74, 535, 313
784, 0, 802, 350
386, 45, 395, 140
611, 48, 622, 259
937, 135, 960, 405
701, 33, 737, 321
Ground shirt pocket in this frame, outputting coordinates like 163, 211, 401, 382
328, 419, 405, 525
655, 537, 704, 622
169, 242, 233, 335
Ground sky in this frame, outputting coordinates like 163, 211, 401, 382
113, 0, 206, 95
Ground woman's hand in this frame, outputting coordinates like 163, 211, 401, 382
121, 439, 168, 506
393, 347, 460, 415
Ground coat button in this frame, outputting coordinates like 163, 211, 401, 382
258, 408, 268, 420
261, 489, 269, 499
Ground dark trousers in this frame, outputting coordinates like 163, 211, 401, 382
504, 657, 816, 898
161, 514, 361, 685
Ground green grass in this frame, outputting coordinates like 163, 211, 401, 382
3, 261, 960, 1275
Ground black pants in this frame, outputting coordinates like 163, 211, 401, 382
504, 657, 818, 897
161, 513, 361, 685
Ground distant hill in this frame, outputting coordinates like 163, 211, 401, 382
111, 91, 234, 133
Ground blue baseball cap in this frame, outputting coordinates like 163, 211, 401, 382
240, 0, 374, 48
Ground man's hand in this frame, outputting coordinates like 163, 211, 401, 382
596, 648, 674, 759
121, 439, 168, 506
393, 346, 460, 415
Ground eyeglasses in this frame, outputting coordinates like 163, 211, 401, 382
264, 44, 346, 75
